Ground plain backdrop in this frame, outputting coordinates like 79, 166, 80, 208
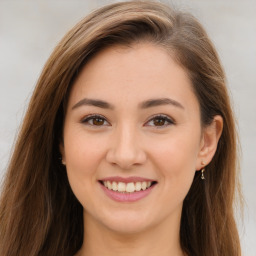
0, 0, 255, 255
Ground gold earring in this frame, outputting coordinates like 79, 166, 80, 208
201, 168, 205, 180
201, 161, 206, 180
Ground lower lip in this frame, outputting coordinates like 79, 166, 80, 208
100, 183, 156, 202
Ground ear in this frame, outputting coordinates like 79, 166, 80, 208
59, 141, 66, 165
196, 115, 223, 170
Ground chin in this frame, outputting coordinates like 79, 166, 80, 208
106, 221, 150, 235
97, 209, 154, 235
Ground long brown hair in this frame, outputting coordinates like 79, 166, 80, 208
0, 1, 242, 255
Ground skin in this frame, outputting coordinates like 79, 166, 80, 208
61, 43, 223, 256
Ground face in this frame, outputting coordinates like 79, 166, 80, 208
61, 43, 206, 235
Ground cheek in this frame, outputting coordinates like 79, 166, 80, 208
63, 128, 106, 196
149, 132, 200, 188
64, 127, 105, 170
63, 133, 108, 215
152, 134, 199, 166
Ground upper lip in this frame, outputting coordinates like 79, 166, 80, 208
99, 176, 156, 183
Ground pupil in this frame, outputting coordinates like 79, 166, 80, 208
93, 118, 104, 125
154, 118, 165, 126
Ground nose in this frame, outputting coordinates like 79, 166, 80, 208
106, 124, 147, 170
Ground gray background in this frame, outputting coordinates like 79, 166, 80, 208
0, 0, 255, 255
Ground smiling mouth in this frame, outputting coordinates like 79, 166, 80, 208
99, 180, 157, 193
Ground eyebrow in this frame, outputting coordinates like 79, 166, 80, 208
72, 98, 114, 110
72, 97, 184, 110
139, 98, 184, 109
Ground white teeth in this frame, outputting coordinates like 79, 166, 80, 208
107, 181, 112, 190
117, 182, 126, 192
135, 182, 142, 191
126, 182, 135, 193
141, 181, 147, 190
112, 181, 118, 191
103, 181, 153, 192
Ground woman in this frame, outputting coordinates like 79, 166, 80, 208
0, 1, 242, 256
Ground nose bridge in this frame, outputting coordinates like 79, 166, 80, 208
106, 122, 146, 169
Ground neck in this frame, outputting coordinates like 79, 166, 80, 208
76, 211, 185, 256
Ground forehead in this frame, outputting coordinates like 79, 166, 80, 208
68, 43, 198, 110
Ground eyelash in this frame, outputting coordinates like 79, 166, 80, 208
145, 114, 175, 127
81, 114, 110, 127
81, 114, 175, 128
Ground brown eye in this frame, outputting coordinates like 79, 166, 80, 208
92, 117, 105, 126
81, 115, 110, 127
153, 118, 166, 126
145, 115, 174, 127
